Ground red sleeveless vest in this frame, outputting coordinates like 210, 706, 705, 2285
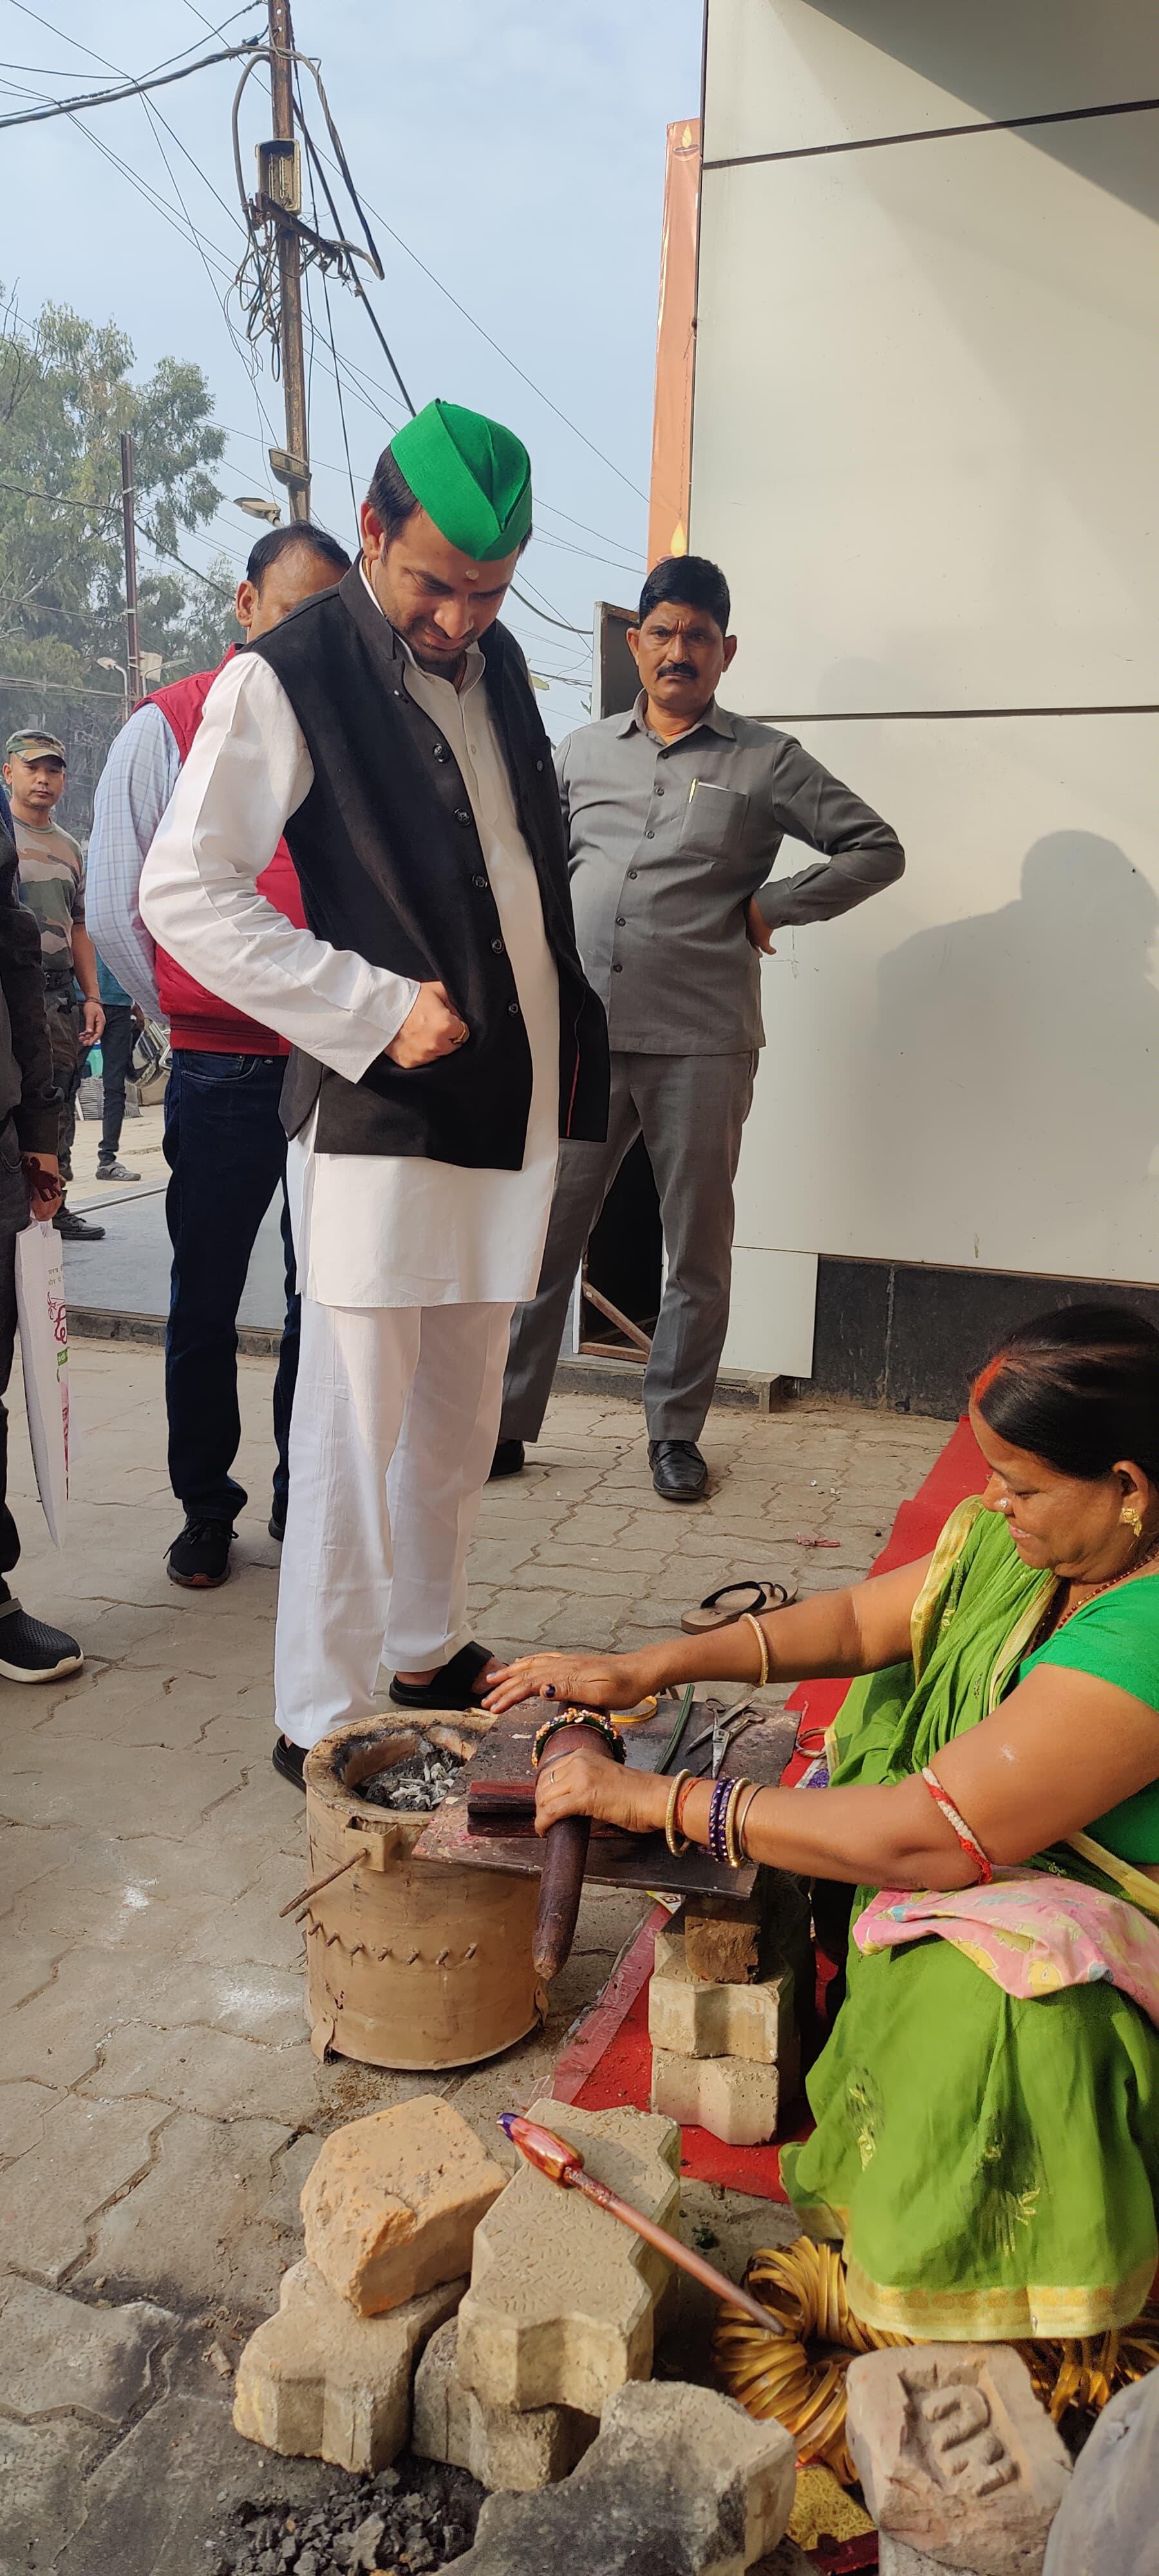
144, 653, 305, 1055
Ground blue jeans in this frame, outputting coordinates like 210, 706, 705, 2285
164, 1050, 299, 1524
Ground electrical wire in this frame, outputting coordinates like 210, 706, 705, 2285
0, 34, 264, 129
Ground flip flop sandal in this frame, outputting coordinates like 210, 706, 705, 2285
390, 1639, 495, 1711
680, 1577, 798, 1636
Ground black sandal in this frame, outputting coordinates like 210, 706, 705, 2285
680, 1577, 798, 1636
390, 1639, 496, 1712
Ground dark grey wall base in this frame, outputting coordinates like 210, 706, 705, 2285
804, 1258, 1159, 1421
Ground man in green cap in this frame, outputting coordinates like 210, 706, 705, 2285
141, 401, 607, 1785
2, 732, 106, 1242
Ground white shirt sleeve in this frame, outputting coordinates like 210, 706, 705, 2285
86, 703, 180, 1019
139, 654, 420, 1077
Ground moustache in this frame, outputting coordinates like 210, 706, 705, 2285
657, 662, 697, 681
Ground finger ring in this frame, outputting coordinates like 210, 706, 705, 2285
542, 1683, 556, 1700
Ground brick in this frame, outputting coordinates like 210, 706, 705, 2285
683, 1893, 762, 1984
649, 1928, 798, 2083
232, 2257, 462, 2473
413, 2318, 597, 2492
442, 2379, 796, 2575
455, 2099, 680, 2415
300, 2096, 507, 2318
650, 2046, 782, 2145
846, 2345, 1071, 2576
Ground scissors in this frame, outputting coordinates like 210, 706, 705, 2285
682, 1697, 762, 1779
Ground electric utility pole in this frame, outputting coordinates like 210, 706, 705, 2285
265, 0, 310, 519
119, 430, 142, 707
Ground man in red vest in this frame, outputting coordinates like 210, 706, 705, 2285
88, 522, 351, 1589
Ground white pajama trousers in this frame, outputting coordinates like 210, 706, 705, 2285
274, 1296, 514, 1750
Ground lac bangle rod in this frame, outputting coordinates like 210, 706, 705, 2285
531, 1722, 621, 1981
498, 2112, 784, 2338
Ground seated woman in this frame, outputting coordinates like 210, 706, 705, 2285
484, 1307, 1159, 2344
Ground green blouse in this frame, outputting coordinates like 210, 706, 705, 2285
1017, 1572, 1159, 1863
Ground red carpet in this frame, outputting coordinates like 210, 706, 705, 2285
547, 1413, 988, 2204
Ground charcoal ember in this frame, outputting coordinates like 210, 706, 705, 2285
355, 1752, 464, 1814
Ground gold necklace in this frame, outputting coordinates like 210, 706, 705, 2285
1030, 1528, 1159, 1651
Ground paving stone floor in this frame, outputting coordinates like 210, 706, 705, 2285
0, 1338, 945, 2571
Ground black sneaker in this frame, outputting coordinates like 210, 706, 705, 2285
272, 1735, 306, 1790
54, 1206, 105, 1242
0, 1604, 84, 1682
489, 1438, 525, 1480
96, 1159, 140, 1181
167, 1516, 234, 1588
268, 1498, 287, 1542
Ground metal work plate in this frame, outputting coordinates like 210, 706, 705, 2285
411, 1700, 791, 1899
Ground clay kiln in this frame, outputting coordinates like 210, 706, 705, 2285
302, 1713, 545, 2071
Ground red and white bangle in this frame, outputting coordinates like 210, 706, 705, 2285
919, 1763, 994, 1885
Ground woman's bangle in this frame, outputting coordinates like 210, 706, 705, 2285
919, 1763, 993, 1885
707, 1776, 733, 1866
742, 1612, 770, 1689
724, 1776, 750, 1868
532, 1707, 627, 1770
664, 1769, 693, 1855
733, 1781, 763, 1862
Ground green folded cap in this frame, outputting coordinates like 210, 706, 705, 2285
5, 729, 66, 763
390, 399, 532, 563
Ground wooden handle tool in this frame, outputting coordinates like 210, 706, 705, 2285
531, 1722, 620, 1981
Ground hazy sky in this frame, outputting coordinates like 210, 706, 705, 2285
2, 0, 703, 732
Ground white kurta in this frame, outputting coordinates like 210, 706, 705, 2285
140, 596, 560, 1309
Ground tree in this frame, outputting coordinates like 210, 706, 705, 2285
0, 292, 236, 832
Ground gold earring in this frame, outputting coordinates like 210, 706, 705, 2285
1122, 1504, 1144, 1542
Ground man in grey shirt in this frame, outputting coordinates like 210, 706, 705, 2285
494, 554, 905, 1501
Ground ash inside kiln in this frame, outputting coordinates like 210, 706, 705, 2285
354, 1747, 466, 1813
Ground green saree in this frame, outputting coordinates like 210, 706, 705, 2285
778, 1501, 1159, 2339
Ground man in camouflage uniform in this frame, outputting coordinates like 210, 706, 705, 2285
1, 732, 106, 1241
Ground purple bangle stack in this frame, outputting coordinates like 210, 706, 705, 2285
707, 1776, 733, 1866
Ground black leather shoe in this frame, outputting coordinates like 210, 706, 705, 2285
489, 1438, 525, 1480
272, 1734, 306, 1790
54, 1206, 105, 1241
648, 1439, 708, 1503
269, 1499, 287, 1542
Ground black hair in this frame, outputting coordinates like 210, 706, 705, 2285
636, 553, 731, 636
972, 1305, 1159, 1484
364, 444, 533, 556
245, 521, 352, 586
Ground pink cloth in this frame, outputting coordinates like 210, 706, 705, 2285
855, 1871, 1159, 2026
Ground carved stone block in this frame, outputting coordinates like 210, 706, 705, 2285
846, 2345, 1071, 2576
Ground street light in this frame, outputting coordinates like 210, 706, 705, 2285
97, 657, 129, 724
234, 495, 281, 524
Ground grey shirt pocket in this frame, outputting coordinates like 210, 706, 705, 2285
677, 779, 749, 857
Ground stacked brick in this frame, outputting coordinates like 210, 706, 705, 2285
648, 1891, 802, 2146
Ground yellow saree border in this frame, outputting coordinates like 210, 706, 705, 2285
909, 1497, 985, 1681
1068, 1830, 1159, 1924
842, 2251, 1158, 2343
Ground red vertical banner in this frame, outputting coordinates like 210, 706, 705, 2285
648, 118, 702, 570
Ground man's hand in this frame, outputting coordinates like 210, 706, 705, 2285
80, 998, 106, 1045
22, 1151, 62, 1218
385, 980, 469, 1070
745, 897, 777, 956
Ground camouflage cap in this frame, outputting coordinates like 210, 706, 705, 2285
4, 729, 67, 764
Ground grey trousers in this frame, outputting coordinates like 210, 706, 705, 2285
501, 1048, 757, 1446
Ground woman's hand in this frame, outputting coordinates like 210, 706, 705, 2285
482, 1649, 654, 1715
534, 1746, 666, 1839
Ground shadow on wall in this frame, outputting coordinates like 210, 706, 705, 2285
804, 0, 1159, 222
874, 833, 1159, 1270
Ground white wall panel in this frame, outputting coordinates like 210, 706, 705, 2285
693, 124, 1159, 714
704, 0, 1159, 163
732, 714, 1159, 1283
722, 1248, 818, 1378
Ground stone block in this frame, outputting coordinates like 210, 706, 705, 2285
683, 1893, 762, 1984
650, 2046, 782, 2145
456, 2098, 680, 2416
0, 2283, 175, 2427
1043, 2365, 1159, 2575
650, 1927, 798, 2081
300, 2094, 507, 2317
846, 2345, 1071, 2576
413, 2317, 597, 2492
880, 2546, 983, 2576
232, 2257, 463, 2473
441, 2378, 797, 2575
